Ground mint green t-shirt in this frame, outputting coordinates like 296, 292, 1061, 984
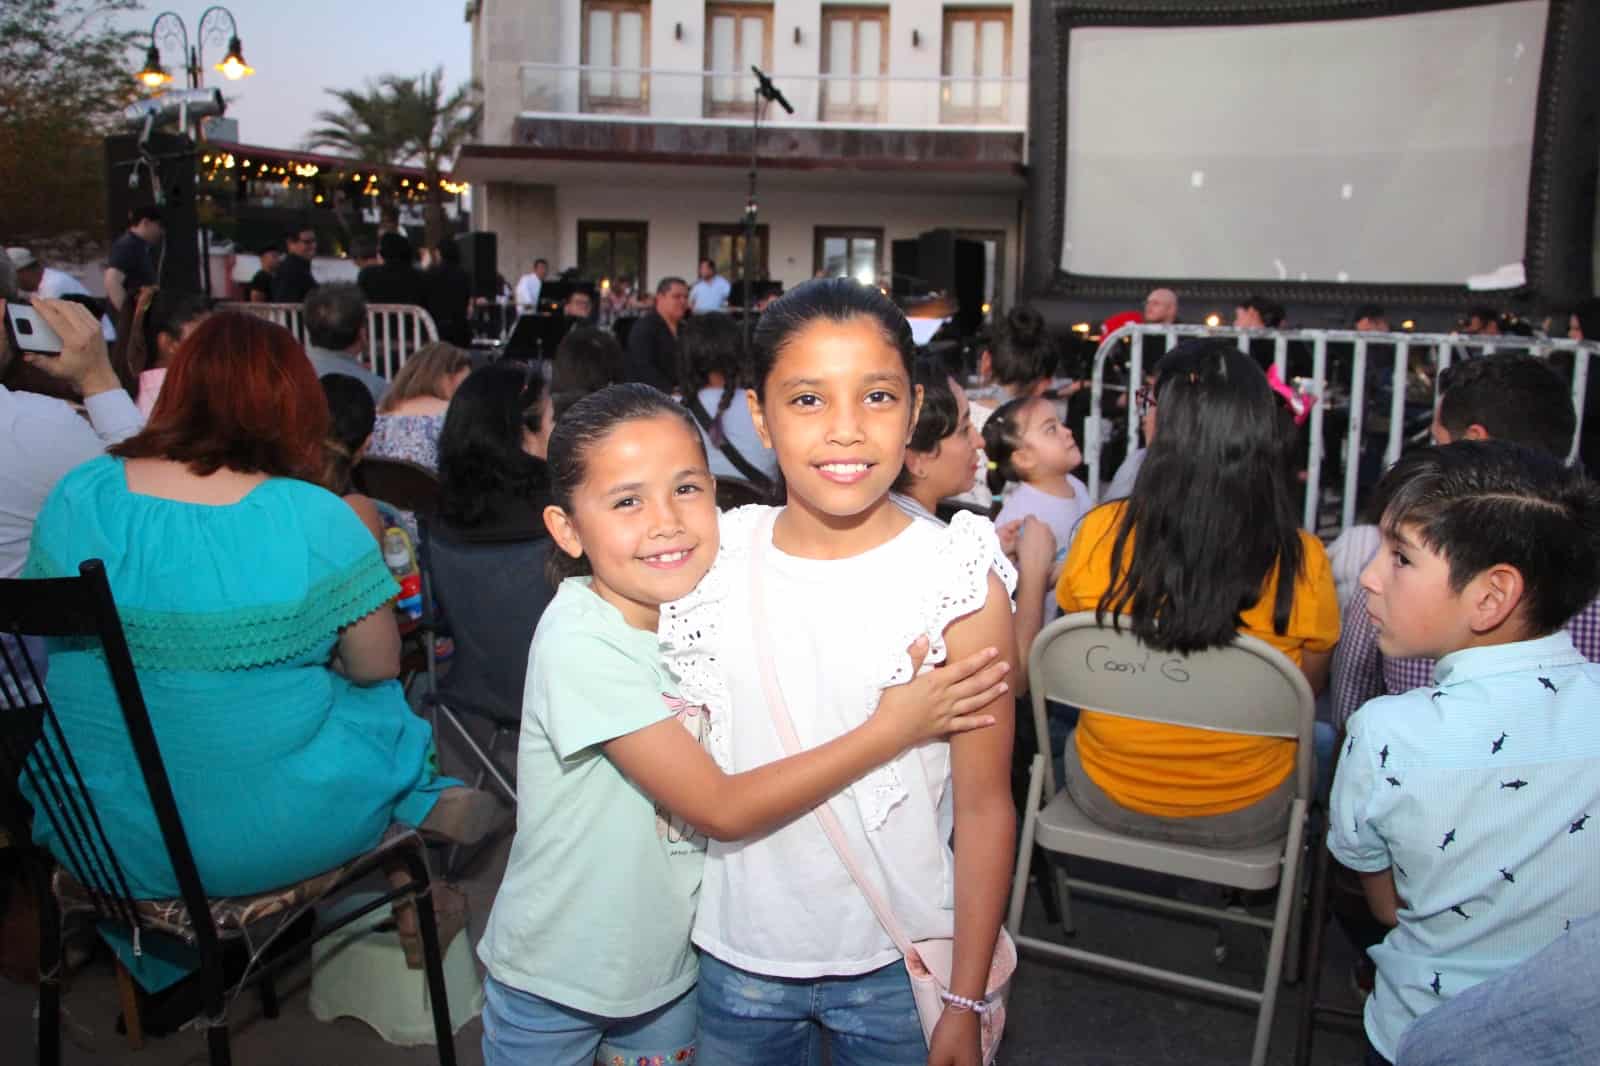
477, 578, 709, 1017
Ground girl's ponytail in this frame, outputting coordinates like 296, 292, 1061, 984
981, 395, 1033, 497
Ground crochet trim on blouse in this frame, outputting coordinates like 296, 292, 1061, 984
22, 545, 398, 673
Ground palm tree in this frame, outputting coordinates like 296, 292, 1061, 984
383, 68, 481, 248
305, 81, 411, 229
305, 81, 411, 165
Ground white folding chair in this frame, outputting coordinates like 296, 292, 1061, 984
1005, 611, 1314, 1066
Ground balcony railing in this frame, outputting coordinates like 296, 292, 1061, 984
519, 62, 1027, 130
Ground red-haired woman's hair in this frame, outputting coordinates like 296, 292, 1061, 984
110, 311, 330, 481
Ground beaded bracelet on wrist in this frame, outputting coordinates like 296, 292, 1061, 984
939, 990, 990, 1014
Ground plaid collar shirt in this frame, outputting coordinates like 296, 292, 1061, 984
1332, 589, 1600, 731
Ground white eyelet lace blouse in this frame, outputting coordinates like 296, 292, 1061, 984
659, 504, 1016, 978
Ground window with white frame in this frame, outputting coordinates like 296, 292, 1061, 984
941, 7, 1011, 124
820, 7, 888, 123
706, 3, 774, 116
582, 0, 650, 113
814, 226, 884, 285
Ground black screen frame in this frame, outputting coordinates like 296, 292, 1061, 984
1024, 0, 1600, 313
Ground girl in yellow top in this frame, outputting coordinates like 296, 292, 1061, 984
1056, 340, 1338, 847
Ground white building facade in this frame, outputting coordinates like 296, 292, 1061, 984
461, 0, 1028, 307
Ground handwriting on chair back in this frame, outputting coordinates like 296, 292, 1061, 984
1083, 643, 1191, 684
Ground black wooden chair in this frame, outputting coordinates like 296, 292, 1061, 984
0, 561, 458, 1066
423, 530, 555, 876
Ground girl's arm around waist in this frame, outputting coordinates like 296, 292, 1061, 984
933, 572, 1019, 1066
602, 638, 1011, 842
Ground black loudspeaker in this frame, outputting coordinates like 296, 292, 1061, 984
456, 231, 498, 300
916, 229, 986, 335
103, 132, 201, 293
891, 239, 921, 299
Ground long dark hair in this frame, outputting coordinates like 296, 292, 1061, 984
320, 373, 376, 495
437, 362, 551, 529
1097, 338, 1305, 652
676, 312, 746, 444
545, 383, 707, 584
750, 277, 915, 399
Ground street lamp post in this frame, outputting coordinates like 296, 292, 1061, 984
130, 7, 255, 300
136, 6, 254, 92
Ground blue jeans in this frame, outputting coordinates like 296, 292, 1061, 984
481, 975, 697, 1066
696, 953, 925, 1066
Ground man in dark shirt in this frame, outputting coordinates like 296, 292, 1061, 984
423, 240, 473, 346
103, 205, 164, 315
357, 233, 427, 306
271, 226, 319, 303
247, 242, 283, 303
622, 276, 689, 391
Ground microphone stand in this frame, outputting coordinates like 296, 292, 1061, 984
741, 66, 793, 352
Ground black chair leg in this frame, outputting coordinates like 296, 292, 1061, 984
401, 845, 457, 1066
1294, 825, 1336, 1066
257, 971, 279, 1019
200, 946, 232, 1066
206, 1023, 232, 1066
36, 864, 62, 1066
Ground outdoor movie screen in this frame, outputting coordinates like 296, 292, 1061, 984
1058, 0, 1549, 287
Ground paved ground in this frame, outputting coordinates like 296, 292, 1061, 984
2, 706, 1372, 1066
2, 836, 1372, 1066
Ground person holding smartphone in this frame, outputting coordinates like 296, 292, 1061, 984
0, 280, 144, 581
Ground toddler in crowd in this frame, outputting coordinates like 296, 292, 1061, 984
986, 394, 1094, 613
475, 383, 1008, 1066
1328, 440, 1600, 1065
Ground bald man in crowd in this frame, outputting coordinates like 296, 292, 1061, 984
1143, 287, 1179, 326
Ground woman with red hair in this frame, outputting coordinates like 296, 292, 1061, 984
22, 312, 492, 986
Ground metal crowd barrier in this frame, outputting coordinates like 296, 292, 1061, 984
218, 302, 441, 380
1084, 323, 1600, 535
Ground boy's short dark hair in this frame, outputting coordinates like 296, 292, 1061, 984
1378, 440, 1600, 635
1437, 354, 1575, 458
130, 205, 163, 225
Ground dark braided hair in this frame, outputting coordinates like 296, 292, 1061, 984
676, 312, 746, 446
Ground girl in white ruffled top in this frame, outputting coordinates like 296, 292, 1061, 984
660, 279, 1020, 1066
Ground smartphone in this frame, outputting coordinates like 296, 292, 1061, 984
4, 303, 64, 356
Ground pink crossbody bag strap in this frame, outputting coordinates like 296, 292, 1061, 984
745, 511, 922, 961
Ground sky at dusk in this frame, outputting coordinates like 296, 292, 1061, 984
115, 0, 471, 153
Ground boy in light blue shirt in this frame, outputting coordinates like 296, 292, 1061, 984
1329, 440, 1600, 1065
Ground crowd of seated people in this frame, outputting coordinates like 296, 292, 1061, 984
5, 259, 1600, 1066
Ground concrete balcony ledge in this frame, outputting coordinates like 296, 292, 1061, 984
521, 63, 1027, 131
505, 114, 1025, 173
